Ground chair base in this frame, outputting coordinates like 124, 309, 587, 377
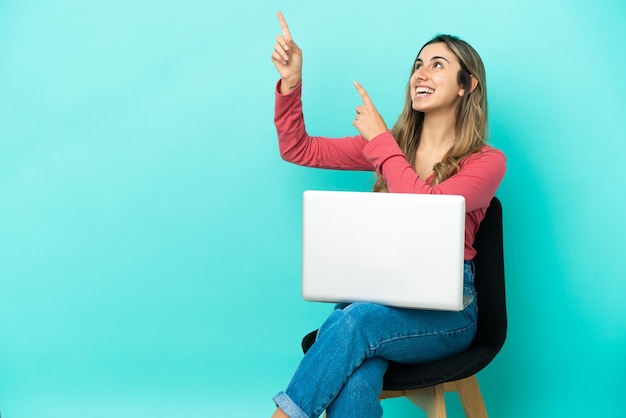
379, 375, 488, 418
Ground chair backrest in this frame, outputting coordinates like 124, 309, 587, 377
472, 196, 507, 349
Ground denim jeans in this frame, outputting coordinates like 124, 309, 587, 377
273, 261, 478, 418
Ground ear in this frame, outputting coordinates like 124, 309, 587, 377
469, 74, 479, 93
459, 74, 479, 96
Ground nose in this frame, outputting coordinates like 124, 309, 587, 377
412, 67, 428, 83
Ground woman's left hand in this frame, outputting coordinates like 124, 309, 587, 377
352, 81, 388, 141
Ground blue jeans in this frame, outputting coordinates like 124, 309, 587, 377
273, 261, 478, 418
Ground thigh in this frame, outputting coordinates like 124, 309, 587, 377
334, 302, 478, 364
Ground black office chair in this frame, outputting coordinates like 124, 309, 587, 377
301, 197, 506, 417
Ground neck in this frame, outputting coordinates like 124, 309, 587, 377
419, 112, 456, 151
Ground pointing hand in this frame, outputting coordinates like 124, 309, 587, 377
352, 81, 388, 141
271, 11, 303, 94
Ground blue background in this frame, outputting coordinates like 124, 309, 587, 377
1, 1, 625, 416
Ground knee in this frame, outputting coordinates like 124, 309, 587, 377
341, 302, 390, 332
321, 303, 386, 338
317, 303, 391, 354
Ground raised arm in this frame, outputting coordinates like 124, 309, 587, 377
271, 12, 373, 171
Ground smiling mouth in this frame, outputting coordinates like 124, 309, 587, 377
415, 87, 434, 96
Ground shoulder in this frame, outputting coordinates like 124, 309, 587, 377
462, 145, 506, 165
459, 144, 506, 177
479, 144, 506, 159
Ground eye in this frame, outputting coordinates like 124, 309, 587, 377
414, 62, 422, 70
433, 61, 443, 69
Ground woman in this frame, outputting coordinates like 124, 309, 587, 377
270, 11, 506, 418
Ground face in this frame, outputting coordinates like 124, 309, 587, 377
409, 42, 466, 115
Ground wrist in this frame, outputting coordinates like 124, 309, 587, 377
279, 77, 301, 94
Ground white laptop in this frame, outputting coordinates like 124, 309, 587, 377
301, 190, 468, 311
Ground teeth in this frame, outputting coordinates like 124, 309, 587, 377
416, 87, 434, 94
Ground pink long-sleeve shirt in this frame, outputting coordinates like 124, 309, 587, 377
275, 81, 506, 260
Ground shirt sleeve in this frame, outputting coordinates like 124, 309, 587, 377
363, 132, 506, 211
274, 81, 374, 171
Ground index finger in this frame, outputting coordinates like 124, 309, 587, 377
354, 81, 373, 106
277, 11, 292, 42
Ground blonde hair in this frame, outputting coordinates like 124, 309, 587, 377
373, 35, 488, 192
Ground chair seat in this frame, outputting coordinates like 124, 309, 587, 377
302, 330, 504, 391
382, 341, 503, 390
